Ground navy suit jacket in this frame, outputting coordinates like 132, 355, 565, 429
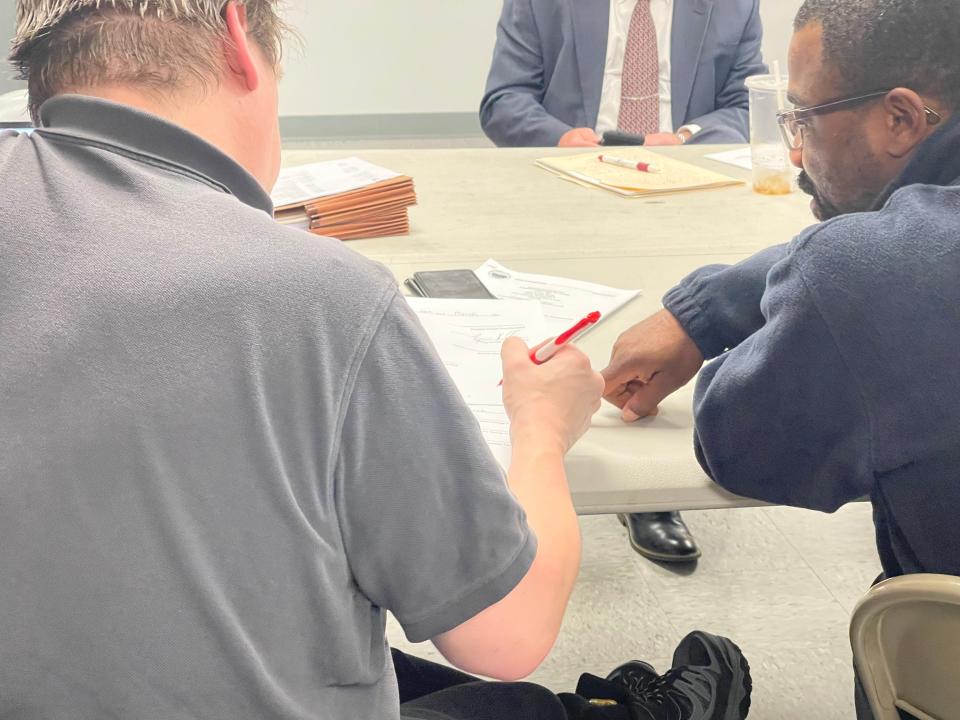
480, 0, 766, 146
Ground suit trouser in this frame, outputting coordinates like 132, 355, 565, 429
395, 650, 631, 720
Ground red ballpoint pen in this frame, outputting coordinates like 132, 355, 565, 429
598, 154, 663, 174
499, 311, 602, 385
530, 311, 602, 364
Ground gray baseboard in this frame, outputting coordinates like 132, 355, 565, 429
280, 112, 482, 141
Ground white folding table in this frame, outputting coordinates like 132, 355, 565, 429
280, 145, 814, 513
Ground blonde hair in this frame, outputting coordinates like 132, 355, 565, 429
10, 0, 287, 121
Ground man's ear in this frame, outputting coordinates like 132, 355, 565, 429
883, 88, 935, 159
223, 1, 259, 92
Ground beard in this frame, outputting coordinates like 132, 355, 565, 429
797, 170, 845, 221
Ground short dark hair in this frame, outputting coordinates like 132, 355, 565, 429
795, 0, 960, 111
11, 1, 288, 124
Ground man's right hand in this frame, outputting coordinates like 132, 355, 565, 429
501, 337, 603, 455
558, 127, 601, 147
601, 309, 705, 422
436, 337, 601, 681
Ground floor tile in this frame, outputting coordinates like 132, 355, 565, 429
743, 642, 858, 720
805, 559, 883, 615
656, 508, 807, 574
763, 504, 877, 564
639, 562, 850, 649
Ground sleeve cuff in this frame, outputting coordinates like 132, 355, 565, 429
398, 529, 538, 643
663, 280, 728, 360
677, 124, 703, 142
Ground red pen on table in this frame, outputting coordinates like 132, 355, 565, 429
499, 311, 602, 385
598, 154, 662, 174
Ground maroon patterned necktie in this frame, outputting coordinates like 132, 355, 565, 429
618, 0, 660, 134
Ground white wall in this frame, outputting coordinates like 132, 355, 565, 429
0, 4, 24, 95
760, 0, 804, 69
278, 0, 503, 117
278, 0, 805, 118
0, 1, 805, 117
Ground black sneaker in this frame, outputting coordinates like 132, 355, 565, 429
606, 632, 752, 720
606, 660, 660, 688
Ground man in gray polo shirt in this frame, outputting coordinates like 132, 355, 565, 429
0, 2, 751, 719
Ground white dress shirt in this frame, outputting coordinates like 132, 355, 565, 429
596, 0, 698, 137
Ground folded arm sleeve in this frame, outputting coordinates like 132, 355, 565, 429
480, 0, 573, 147
663, 243, 788, 359
334, 294, 536, 643
691, 251, 874, 512
685, 0, 766, 144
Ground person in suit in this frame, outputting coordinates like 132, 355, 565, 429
480, 0, 766, 563
481, 0, 766, 148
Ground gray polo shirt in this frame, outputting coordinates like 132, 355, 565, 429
0, 95, 536, 720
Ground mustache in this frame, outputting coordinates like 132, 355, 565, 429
797, 170, 817, 197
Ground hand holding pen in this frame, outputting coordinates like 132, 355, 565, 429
500, 315, 605, 454
529, 311, 602, 364
500, 312, 602, 384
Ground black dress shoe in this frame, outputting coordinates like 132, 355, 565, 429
605, 632, 752, 720
618, 512, 701, 563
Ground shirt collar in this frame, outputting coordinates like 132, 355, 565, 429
37, 94, 274, 216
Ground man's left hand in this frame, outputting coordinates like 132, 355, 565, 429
601, 310, 704, 422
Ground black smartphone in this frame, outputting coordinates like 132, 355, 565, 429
601, 130, 646, 146
404, 269, 497, 299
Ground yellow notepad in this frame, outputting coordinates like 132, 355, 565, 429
536, 148, 743, 197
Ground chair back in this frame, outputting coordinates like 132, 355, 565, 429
850, 573, 960, 720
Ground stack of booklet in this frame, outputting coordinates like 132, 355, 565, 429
536, 147, 742, 197
272, 158, 417, 241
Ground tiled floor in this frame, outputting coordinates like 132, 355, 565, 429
387, 504, 879, 720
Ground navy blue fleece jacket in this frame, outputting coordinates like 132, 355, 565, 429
663, 115, 960, 578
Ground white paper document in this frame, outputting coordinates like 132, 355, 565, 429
474, 259, 642, 336
406, 297, 547, 469
704, 147, 754, 171
271, 157, 401, 209
408, 297, 546, 404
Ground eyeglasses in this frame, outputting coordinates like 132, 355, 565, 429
776, 89, 943, 151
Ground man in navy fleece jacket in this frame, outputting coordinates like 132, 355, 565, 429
604, 0, 960, 588
604, 6, 960, 712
